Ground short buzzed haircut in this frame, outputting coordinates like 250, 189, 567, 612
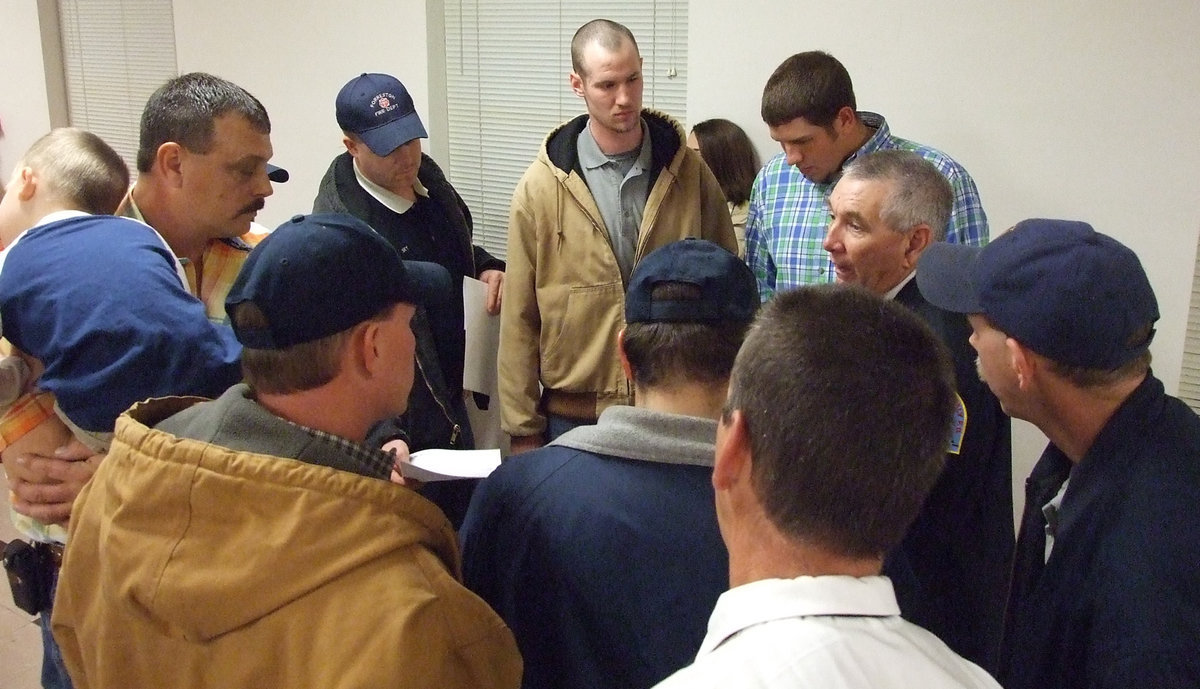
21, 128, 129, 215
760, 51, 856, 129
725, 285, 956, 559
571, 19, 639, 78
842, 150, 953, 241
137, 72, 271, 173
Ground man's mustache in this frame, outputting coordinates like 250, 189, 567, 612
237, 198, 266, 216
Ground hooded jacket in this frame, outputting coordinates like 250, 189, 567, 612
498, 110, 736, 436
52, 388, 521, 689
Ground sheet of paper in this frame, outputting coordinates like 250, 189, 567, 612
401, 448, 502, 482
462, 277, 501, 394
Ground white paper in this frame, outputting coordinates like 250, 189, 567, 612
462, 277, 501, 394
401, 448, 502, 482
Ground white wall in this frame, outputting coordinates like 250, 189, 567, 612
172, 0, 431, 230
0, 1, 60, 180
690, 0, 1200, 506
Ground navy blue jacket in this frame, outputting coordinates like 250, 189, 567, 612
1000, 374, 1200, 688
460, 443, 726, 689
888, 279, 1013, 672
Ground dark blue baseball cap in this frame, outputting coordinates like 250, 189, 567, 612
916, 219, 1158, 369
266, 164, 289, 183
626, 239, 759, 324
227, 213, 422, 349
335, 73, 428, 156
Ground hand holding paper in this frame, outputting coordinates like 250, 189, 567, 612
400, 448, 502, 482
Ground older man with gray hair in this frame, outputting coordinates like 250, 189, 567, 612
822, 150, 1012, 671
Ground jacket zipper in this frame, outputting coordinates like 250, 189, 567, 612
414, 354, 461, 446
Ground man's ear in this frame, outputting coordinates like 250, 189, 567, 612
342, 135, 358, 156
1006, 337, 1036, 390
569, 71, 585, 98
902, 224, 932, 270
617, 328, 633, 382
155, 142, 186, 188
713, 409, 752, 492
347, 320, 380, 379
832, 105, 857, 134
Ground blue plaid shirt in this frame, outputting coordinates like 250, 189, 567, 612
745, 112, 989, 300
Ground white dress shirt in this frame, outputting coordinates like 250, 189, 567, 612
653, 575, 1000, 689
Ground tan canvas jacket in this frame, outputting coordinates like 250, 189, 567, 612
53, 392, 522, 689
498, 110, 736, 437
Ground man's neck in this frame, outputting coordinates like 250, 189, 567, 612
634, 381, 727, 420
588, 117, 643, 156
726, 508, 883, 588
831, 119, 876, 177
352, 157, 417, 205
132, 180, 206, 265
844, 118, 875, 157
254, 385, 370, 445
1034, 372, 1146, 463
880, 269, 917, 301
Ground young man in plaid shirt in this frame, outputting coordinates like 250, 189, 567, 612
746, 51, 988, 300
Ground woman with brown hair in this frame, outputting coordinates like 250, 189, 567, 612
688, 118, 761, 259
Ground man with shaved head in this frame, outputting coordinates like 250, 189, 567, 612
499, 19, 736, 454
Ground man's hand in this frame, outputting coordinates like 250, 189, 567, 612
383, 438, 421, 488
479, 269, 505, 315
6, 438, 102, 525
508, 433, 545, 456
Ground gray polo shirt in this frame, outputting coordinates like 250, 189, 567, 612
577, 119, 653, 283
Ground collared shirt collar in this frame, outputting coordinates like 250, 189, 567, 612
825, 112, 893, 190
125, 189, 147, 223
577, 118, 652, 172
846, 112, 892, 164
699, 575, 900, 656
1042, 477, 1070, 562
281, 416, 395, 481
352, 158, 429, 216
883, 270, 918, 301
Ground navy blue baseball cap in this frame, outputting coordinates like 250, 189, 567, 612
916, 219, 1158, 369
335, 73, 428, 156
266, 163, 289, 183
227, 213, 422, 349
626, 239, 759, 324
